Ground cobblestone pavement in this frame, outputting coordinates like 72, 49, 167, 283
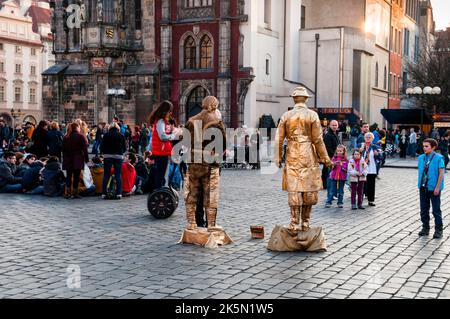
0, 167, 449, 299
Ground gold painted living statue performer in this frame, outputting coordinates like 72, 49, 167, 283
178, 96, 232, 248
268, 87, 332, 252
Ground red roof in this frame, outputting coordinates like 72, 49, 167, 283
26, 4, 51, 33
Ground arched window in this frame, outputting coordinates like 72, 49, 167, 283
200, 35, 213, 69
383, 66, 387, 90
375, 62, 379, 87
184, 36, 196, 70
186, 86, 208, 121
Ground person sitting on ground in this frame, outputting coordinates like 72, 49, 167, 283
90, 156, 104, 195
22, 157, 48, 195
42, 156, 65, 197
134, 154, 148, 195
142, 152, 157, 194
0, 151, 23, 193
120, 152, 138, 196
16, 153, 37, 177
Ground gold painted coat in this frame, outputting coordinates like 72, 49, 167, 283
275, 103, 332, 192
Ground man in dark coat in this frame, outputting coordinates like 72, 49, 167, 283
42, 156, 65, 196
100, 122, 127, 199
321, 120, 341, 189
0, 152, 22, 193
31, 120, 49, 159
22, 159, 46, 194
0, 119, 10, 148
47, 123, 64, 161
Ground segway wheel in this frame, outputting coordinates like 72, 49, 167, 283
147, 187, 177, 219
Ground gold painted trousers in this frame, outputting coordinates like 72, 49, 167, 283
288, 191, 318, 232
184, 164, 220, 229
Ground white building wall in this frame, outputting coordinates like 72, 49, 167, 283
370, 45, 389, 127
242, 0, 303, 128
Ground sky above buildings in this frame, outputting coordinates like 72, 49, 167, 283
430, 0, 450, 30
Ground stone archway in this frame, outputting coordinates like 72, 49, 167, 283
186, 86, 208, 122
179, 83, 211, 124
0, 113, 12, 127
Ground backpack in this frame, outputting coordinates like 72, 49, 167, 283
105, 175, 117, 199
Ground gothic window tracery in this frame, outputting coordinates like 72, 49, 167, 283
184, 36, 197, 70
200, 35, 213, 69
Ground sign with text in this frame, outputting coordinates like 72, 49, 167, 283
91, 58, 107, 69
319, 108, 353, 114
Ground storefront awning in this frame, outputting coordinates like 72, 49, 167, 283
42, 64, 68, 75
123, 63, 159, 75
123, 64, 141, 75
64, 64, 91, 75
381, 109, 433, 124
317, 108, 360, 123
136, 63, 159, 75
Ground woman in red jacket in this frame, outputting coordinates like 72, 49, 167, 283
149, 101, 180, 189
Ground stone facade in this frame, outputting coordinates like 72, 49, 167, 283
155, 0, 253, 128
43, 0, 158, 126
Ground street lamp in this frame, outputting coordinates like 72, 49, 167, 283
406, 85, 441, 131
10, 107, 23, 143
106, 87, 126, 120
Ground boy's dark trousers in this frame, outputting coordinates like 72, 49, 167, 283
351, 181, 365, 207
420, 187, 443, 229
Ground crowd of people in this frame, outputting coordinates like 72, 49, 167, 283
319, 120, 449, 220
0, 115, 183, 198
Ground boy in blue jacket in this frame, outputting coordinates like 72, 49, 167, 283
418, 138, 445, 239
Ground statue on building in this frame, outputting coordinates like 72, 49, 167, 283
97, 0, 103, 22
115, 0, 123, 23
178, 96, 232, 248
267, 87, 332, 252
79, 2, 86, 23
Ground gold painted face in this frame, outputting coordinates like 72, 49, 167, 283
293, 96, 308, 104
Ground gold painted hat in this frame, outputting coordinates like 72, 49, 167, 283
290, 86, 311, 98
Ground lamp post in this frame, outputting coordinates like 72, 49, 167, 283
106, 88, 126, 121
10, 107, 23, 143
406, 86, 441, 132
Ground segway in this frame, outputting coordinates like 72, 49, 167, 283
147, 162, 180, 219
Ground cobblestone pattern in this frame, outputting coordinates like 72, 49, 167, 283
0, 168, 449, 299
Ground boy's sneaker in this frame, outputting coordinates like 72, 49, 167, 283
116, 195, 122, 200
325, 203, 331, 208
338, 204, 344, 208
101, 194, 107, 199
358, 206, 365, 210
351, 205, 357, 210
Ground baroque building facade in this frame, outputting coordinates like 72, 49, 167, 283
0, 0, 50, 126
43, 0, 158, 126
